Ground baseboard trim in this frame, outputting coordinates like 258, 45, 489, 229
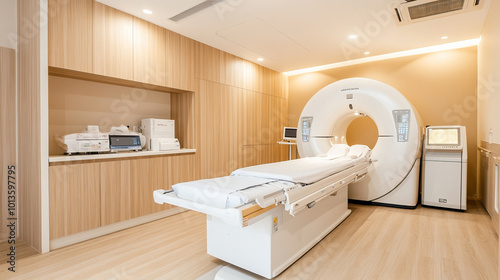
50, 207, 188, 251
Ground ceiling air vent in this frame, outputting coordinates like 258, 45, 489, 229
169, 0, 225, 22
394, 0, 482, 24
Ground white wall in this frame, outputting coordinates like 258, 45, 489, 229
0, 0, 17, 50
478, 0, 500, 144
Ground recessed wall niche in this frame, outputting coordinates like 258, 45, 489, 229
48, 75, 171, 155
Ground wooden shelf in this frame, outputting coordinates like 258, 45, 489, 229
49, 66, 192, 94
49, 149, 196, 163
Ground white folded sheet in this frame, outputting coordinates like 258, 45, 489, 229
230, 157, 360, 184
172, 176, 275, 208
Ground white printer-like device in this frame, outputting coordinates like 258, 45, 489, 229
56, 125, 110, 155
141, 118, 180, 151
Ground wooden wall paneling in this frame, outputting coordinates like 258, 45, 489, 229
268, 96, 280, 161
133, 17, 166, 86
242, 60, 255, 93
93, 2, 134, 80
262, 94, 272, 147
234, 87, 246, 169
479, 150, 490, 212
281, 96, 291, 159
249, 91, 263, 146
49, 163, 101, 239
166, 30, 180, 87
219, 51, 230, 86
198, 81, 234, 178
229, 87, 243, 171
478, 142, 500, 234
195, 43, 221, 84
218, 51, 228, 86
212, 83, 230, 177
0, 47, 16, 242
165, 31, 196, 91
18, 0, 46, 252
48, 0, 93, 72
491, 156, 500, 235
222, 53, 243, 89
284, 73, 289, 99
257, 63, 266, 93
228, 85, 242, 173
129, 157, 169, 216
180, 36, 197, 91
261, 67, 272, 96
171, 92, 196, 149
167, 154, 197, 187
198, 80, 209, 179
100, 160, 132, 226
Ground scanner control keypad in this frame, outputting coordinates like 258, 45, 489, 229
393, 110, 410, 142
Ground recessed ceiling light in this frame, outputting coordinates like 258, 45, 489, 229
441, 36, 448, 40
364, 51, 370, 55
257, 58, 264, 62
143, 9, 153, 15
349, 35, 358, 40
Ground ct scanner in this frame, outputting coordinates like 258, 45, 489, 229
298, 77, 423, 207
154, 77, 424, 279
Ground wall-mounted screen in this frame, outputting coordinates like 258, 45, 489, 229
283, 127, 297, 141
427, 128, 460, 145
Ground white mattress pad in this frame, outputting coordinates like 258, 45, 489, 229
231, 157, 361, 184
171, 156, 365, 208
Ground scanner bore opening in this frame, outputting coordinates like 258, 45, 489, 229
346, 116, 378, 149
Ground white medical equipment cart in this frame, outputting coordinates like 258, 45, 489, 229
421, 126, 467, 210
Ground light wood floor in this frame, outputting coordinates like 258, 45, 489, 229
0, 199, 497, 279
0, 240, 38, 264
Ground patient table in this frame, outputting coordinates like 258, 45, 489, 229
154, 156, 370, 278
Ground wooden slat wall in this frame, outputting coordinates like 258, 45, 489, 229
18, 0, 43, 252
171, 91, 196, 150
0, 47, 16, 242
196, 43, 289, 179
44, 1, 289, 241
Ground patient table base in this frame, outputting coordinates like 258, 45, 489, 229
206, 185, 350, 279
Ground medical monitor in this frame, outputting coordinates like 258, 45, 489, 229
427, 127, 460, 146
283, 127, 297, 141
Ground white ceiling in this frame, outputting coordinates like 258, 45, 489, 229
96, 0, 492, 73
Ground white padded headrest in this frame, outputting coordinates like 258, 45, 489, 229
346, 145, 372, 159
325, 144, 350, 159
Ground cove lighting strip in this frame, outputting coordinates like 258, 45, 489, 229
283, 38, 481, 76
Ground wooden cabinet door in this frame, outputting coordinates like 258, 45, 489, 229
129, 157, 171, 217
49, 163, 101, 239
133, 18, 166, 86
167, 154, 197, 186
48, 0, 93, 72
100, 160, 132, 226
166, 31, 196, 91
98, 154, 196, 227
93, 2, 134, 80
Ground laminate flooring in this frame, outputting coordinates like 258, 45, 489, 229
0, 199, 497, 279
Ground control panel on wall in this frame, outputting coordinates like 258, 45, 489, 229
393, 109, 410, 142
301, 117, 313, 142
